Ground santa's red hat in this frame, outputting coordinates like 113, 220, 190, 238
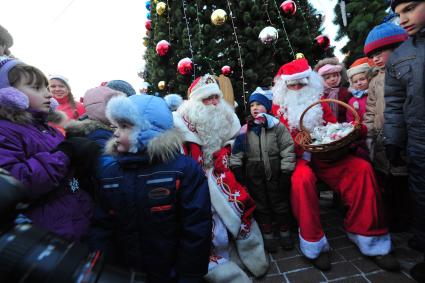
188, 74, 222, 101
276, 58, 312, 82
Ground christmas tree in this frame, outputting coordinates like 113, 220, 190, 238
333, 0, 389, 67
142, 0, 333, 110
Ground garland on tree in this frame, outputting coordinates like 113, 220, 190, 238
142, 0, 334, 110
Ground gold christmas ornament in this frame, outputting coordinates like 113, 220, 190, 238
153, 0, 158, 3
143, 38, 149, 47
158, 81, 166, 90
295, 53, 305, 59
156, 2, 167, 16
211, 9, 227, 26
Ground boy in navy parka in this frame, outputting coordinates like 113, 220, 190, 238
89, 94, 212, 283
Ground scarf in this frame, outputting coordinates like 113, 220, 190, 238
323, 87, 340, 118
351, 89, 368, 99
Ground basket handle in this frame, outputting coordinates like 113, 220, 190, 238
298, 98, 360, 132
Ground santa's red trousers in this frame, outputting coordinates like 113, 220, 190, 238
291, 155, 388, 242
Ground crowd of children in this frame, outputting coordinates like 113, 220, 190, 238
0, 0, 424, 282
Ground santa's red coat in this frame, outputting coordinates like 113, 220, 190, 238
272, 103, 388, 257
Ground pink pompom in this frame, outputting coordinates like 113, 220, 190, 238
0, 87, 29, 110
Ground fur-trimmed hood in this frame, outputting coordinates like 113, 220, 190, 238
104, 127, 184, 163
0, 103, 32, 124
314, 57, 348, 87
65, 119, 112, 138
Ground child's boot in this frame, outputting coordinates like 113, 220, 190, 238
263, 232, 279, 253
279, 227, 294, 250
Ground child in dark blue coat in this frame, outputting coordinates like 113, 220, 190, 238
89, 94, 212, 283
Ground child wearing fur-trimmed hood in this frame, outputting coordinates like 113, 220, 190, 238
89, 94, 212, 283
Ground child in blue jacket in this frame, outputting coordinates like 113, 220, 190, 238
89, 94, 212, 283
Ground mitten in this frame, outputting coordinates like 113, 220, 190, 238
56, 137, 101, 169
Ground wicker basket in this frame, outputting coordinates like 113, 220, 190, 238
294, 99, 362, 162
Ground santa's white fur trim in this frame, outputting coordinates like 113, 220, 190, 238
207, 168, 241, 237
172, 111, 203, 145
280, 67, 312, 82
347, 232, 391, 256
299, 233, 330, 259
204, 260, 251, 283
235, 221, 270, 277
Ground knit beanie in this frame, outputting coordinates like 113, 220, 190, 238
106, 80, 136, 97
350, 57, 375, 68
188, 74, 222, 101
347, 63, 371, 82
391, 0, 423, 11
164, 93, 183, 111
49, 74, 71, 90
83, 86, 125, 125
0, 57, 57, 111
106, 94, 173, 153
317, 64, 343, 76
364, 22, 408, 57
0, 56, 20, 89
248, 87, 272, 112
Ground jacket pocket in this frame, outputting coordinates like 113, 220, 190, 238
144, 176, 178, 223
99, 176, 126, 210
395, 64, 411, 80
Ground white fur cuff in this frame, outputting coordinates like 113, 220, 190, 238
299, 233, 330, 259
347, 232, 391, 256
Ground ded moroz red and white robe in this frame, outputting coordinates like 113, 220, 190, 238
173, 112, 269, 282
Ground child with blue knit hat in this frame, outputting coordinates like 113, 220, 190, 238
89, 94, 212, 283
230, 86, 296, 253
385, 1, 425, 281
363, 20, 411, 271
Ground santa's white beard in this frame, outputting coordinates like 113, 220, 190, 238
177, 99, 235, 167
272, 73, 324, 132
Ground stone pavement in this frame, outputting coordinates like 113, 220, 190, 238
253, 204, 423, 283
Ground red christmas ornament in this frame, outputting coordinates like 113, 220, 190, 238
315, 35, 330, 50
155, 40, 170, 56
145, 20, 151, 31
280, 0, 297, 17
177, 58, 193, 75
221, 65, 232, 76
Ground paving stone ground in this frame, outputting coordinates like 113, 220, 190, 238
251, 197, 423, 283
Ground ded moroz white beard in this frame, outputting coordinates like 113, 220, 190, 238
272, 71, 325, 132
177, 99, 236, 168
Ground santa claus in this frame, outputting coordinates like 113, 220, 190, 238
173, 74, 269, 282
271, 58, 399, 271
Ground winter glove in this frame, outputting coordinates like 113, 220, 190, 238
56, 137, 101, 169
279, 172, 292, 189
385, 144, 404, 166
231, 166, 246, 186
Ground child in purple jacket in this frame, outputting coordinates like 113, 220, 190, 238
0, 56, 99, 241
